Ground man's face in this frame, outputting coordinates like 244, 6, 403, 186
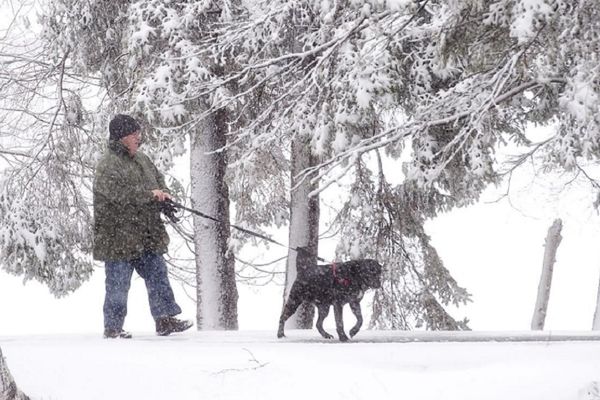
121, 130, 142, 155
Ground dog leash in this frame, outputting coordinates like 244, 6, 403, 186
165, 199, 328, 263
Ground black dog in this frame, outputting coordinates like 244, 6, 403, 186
277, 247, 382, 342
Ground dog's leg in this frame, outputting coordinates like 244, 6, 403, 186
277, 287, 304, 338
316, 304, 334, 339
348, 301, 363, 338
333, 302, 349, 342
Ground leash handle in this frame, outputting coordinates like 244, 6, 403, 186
166, 199, 327, 262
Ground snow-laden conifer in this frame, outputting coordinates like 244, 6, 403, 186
201, 0, 600, 329
0, 4, 94, 296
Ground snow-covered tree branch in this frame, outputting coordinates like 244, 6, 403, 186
0, 2, 95, 296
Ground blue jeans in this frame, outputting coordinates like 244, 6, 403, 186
103, 251, 182, 330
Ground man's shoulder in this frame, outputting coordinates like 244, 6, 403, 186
135, 151, 152, 162
135, 151, 158, 168
97, 149, 117, 164
95, 149, 127, 172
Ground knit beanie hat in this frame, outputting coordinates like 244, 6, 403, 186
109, 114, 141, 141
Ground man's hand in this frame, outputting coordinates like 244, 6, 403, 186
151, 189, 173, 202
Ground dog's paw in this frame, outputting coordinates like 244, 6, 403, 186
277, 331, 285, 339
323, 333, 334, 339
349, 328, 359, 338
338, 334, 349, 342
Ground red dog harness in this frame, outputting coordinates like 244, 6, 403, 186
331, 262, 350, 287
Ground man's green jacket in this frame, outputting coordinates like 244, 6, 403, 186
93, 141, 169, 261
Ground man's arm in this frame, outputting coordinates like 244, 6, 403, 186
150, 158, 173, 202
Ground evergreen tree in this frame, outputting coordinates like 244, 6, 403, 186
204, 0, 475, 328
203, 0, 600, 329
0, 1, 94, 296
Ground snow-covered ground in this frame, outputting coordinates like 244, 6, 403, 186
2, 330, 600, 400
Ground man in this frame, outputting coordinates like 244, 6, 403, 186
93, 114, 193, 338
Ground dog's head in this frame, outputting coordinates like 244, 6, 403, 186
348, 259, 382, 290
361, 259, 383, 289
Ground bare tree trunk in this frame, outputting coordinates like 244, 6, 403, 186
531, 219, 562, 330
282, 135, 320, 329
593, 275, 600, 330
0, 347, 30, 400
191, 108, 238, 330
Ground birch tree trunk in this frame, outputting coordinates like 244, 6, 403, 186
531, 219, 562, 330
191, 108, 238, 330
282, 136, 320, 329
0, 347, 30, 400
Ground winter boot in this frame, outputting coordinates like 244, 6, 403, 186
156, 316, 193, 336
103, 328, 133, 339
